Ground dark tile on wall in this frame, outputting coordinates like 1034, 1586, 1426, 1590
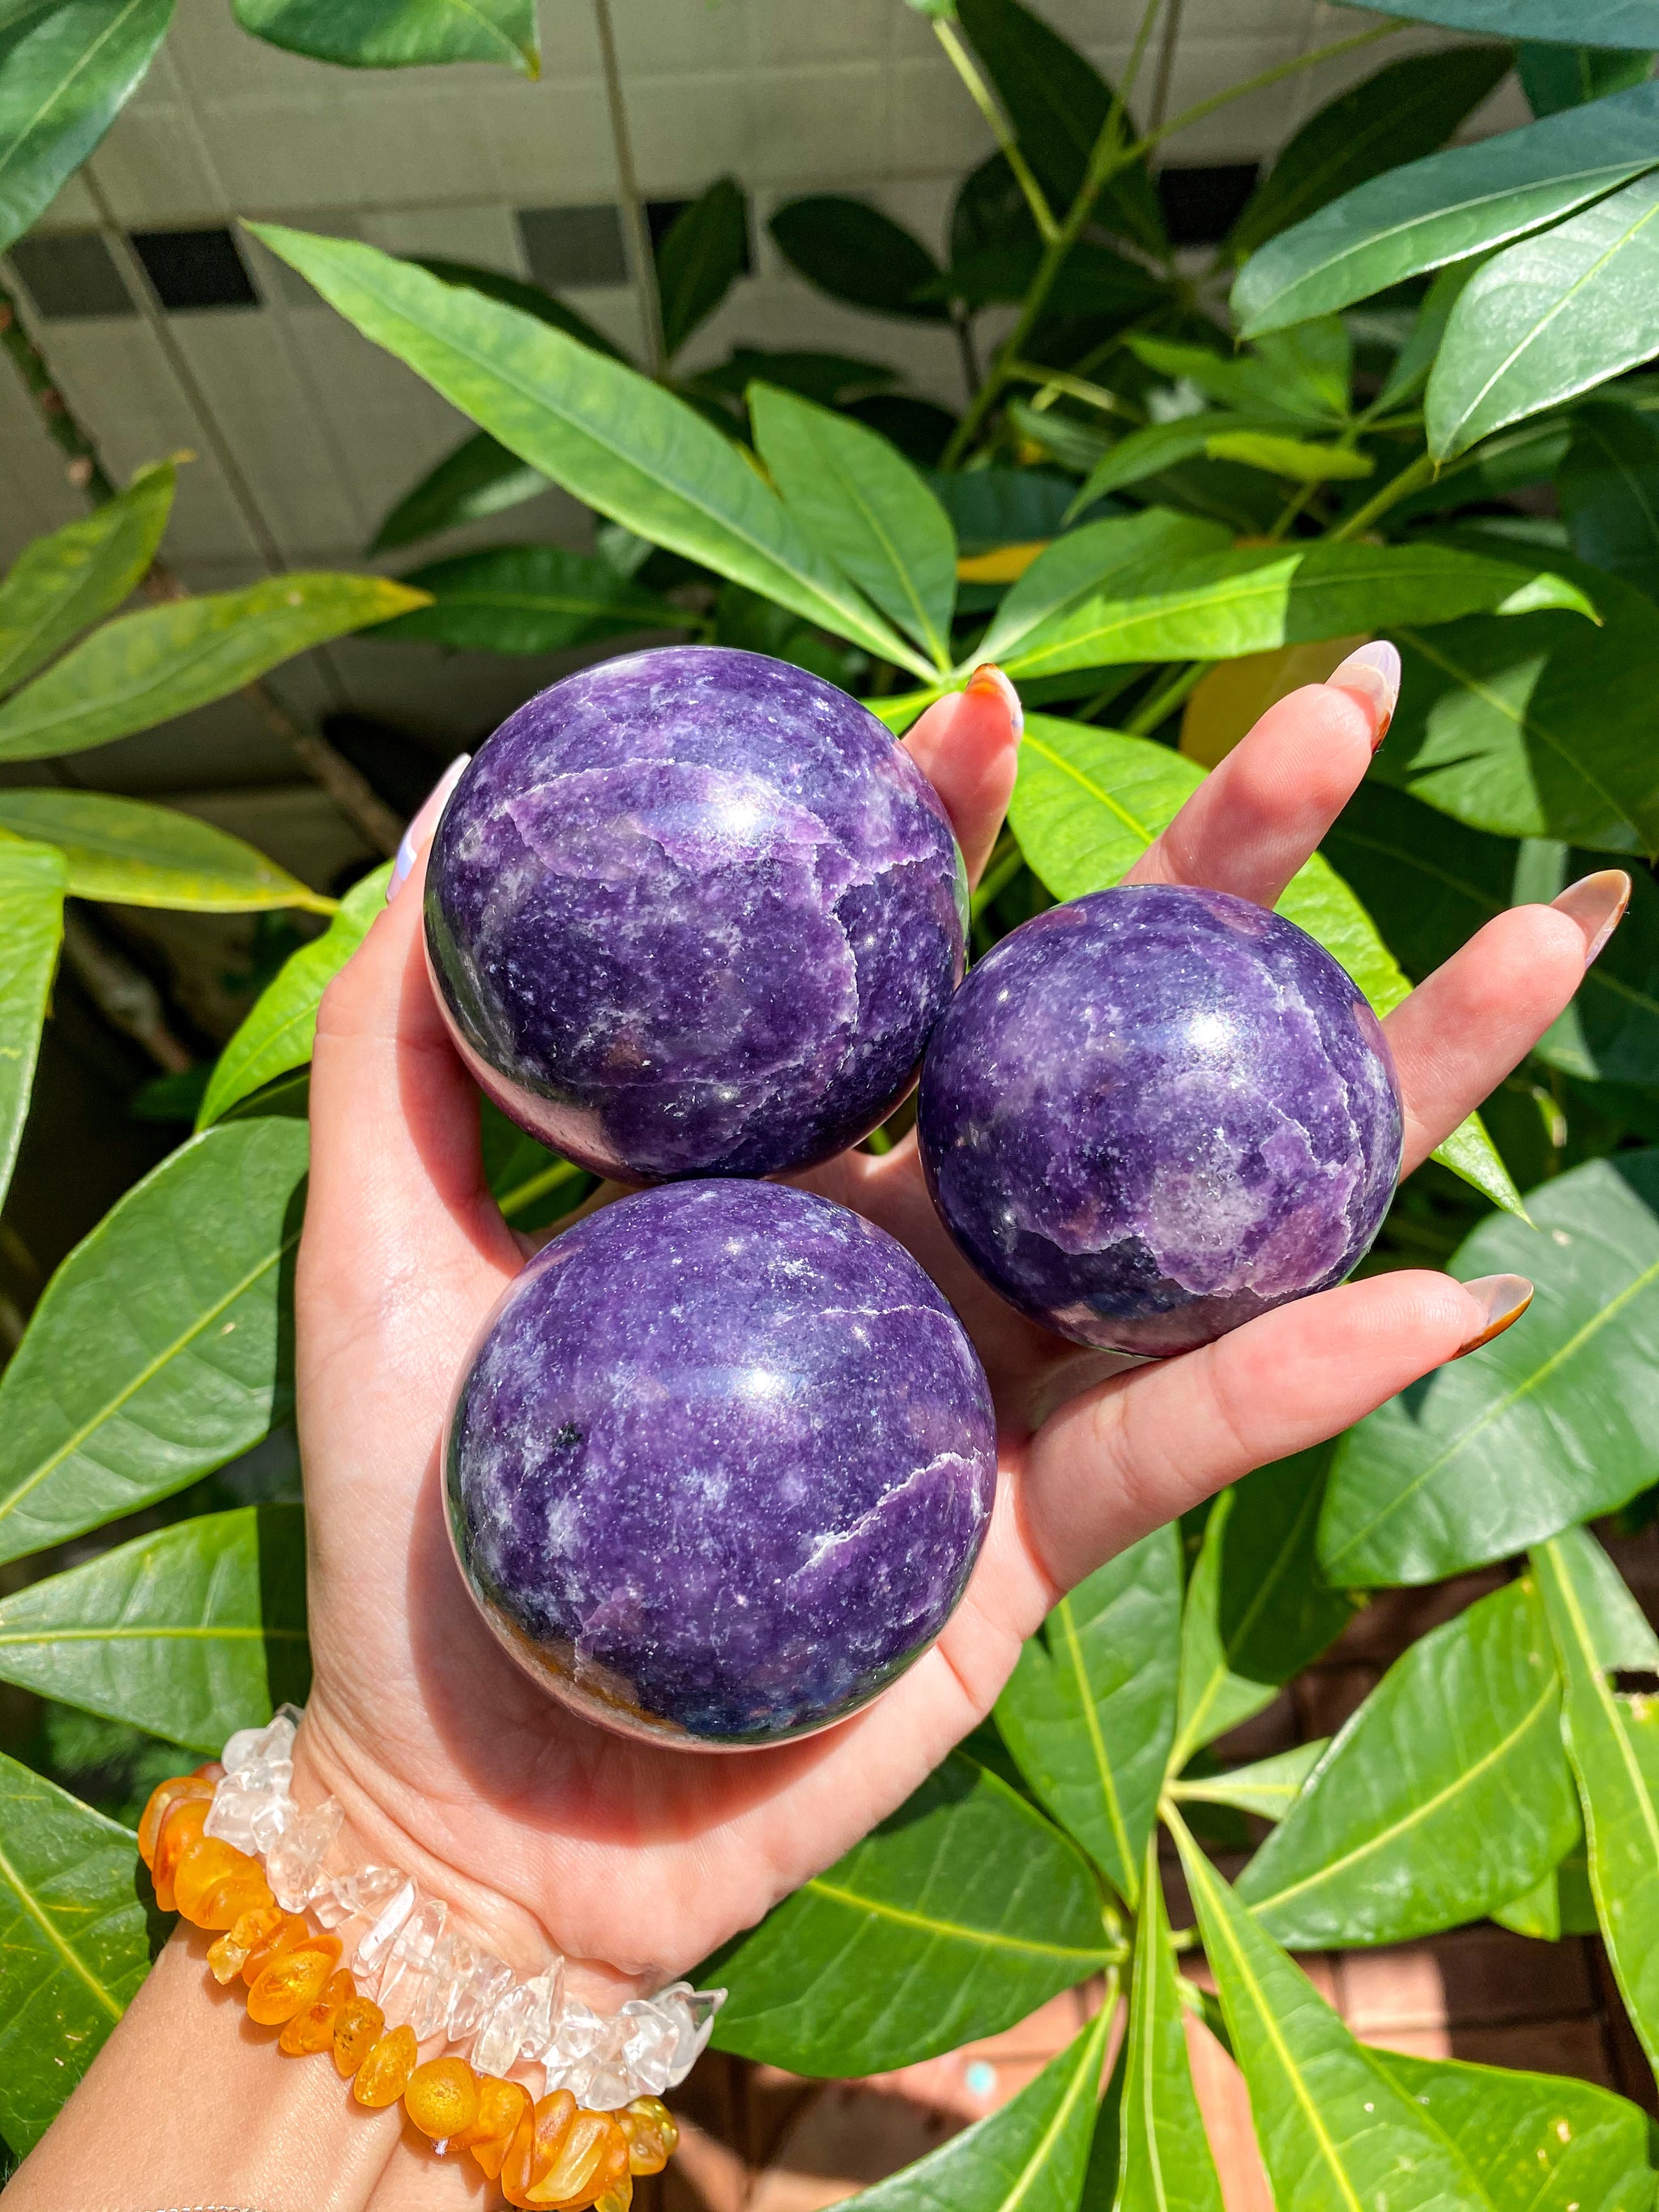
1158, 163, 1260, 246
9, 232, 136, 319
131, 227, 262, 312
517, 203, 629, 290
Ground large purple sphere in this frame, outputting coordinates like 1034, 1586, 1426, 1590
424, 646, 966, 1181
444, 1181, 997, 1749
918, 885, 1403, 1357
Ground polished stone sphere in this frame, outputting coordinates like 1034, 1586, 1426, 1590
918, 884, 1403, 1358
444, 1181, 997, 1750
424, 645, 966, 1182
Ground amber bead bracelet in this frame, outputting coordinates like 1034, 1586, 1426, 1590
139, 1765, 679, 2210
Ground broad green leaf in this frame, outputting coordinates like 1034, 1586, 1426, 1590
1169, 1740, 1326, 1822
1327, 782, 1659, 1088
1386, 558, 1659, 852
955, 0, 1165, 257
1321, 1152, 1659, 1587
1063, 420, 1283, 514
1230, 45, 1516, 259
0, 462, 173, 697
251, 227, 934, 681
1201, 432, 1373, 483
0, 1750, 151, 2153
1429, 172, 1659, 458
0, 572, 428, 761
1534, 1524, 1659, 2070
1000, 541, 1590, 683
656, 177, 748, 360
1519, 42, 1654, 120
1126, 331, 1350, 425
1234, 79, 1659, 339
1009, 717, 1520, 1211
1379, 0, 1659, 37
1368, 2047, 1657, 2212
769, 194, 948, 322
198, 863, 390, 1127
1492, 1819, 1598, 1941
0, 1115, 309, 1566
0, 837, 65, 1212
0, 0, 173, 257
1117, 1831, 1224, 2212
0, 1503, 308, 1750
994, 1525, 1181, 1907
979, 511, 1228, 666
372, 545, 689, 654
1559, 398, 1659, 599
0, 790, 333, 913
416, 258, 626, 361
929, 467, 1078, 556
705, 1753, 1111, 2075
1375, 258, 1484, 411
1172, 1451, 1357, 1771
1237, 1581, 1576, 1948
232, 0, 536, 71
750, 384, 957, 671
369, 429, 549, 555
689, 349, 897, 411
1172, 1817, 1495, 2212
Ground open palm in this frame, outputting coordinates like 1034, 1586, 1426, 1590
289, 667, 1600, 1996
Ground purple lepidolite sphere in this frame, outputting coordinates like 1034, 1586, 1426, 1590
444, 1180, 997, 1750
424, 645, 967, 1182
917, 884, 1403, 1358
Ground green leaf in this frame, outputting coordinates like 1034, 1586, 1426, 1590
1375, 258, 1485, 412
1061, 421, 1261, 514
705, 1752, 1111, 2075
232, 0, 535, 71
982, 512, 1229, 664
769, 194, 948, 322
834, 2006, 1108, 2212
656, 177, 748, 360
1234, 79, 1659, 339
0, 790, 333, 913
1320, 1151, 1659, 1588
1236, 1581, 1576, 1948
0, 1503, 308, 1751
1368, 2046, 1657, 2212
1127, 330, 1350, 425
0, 1750, 151, 2153
1492, 1820, 1599, 1941
999, 541, 1590, 683
369, 429, 549, 555
1169, 1740, 1326, 1822
1520, 42, 1654, 119
0, 837, 65, 1213
1559, 397, 1659, 599
688, 347, 898, 411
1117, 1831, 1224, 2212
415, 259, 626, 361
0, 0, 173, 257
0, 1115, 309, 1567
750, 383, 957, 670
994, 1525, 1181, 1907
1230, 45, 1516, 259
250, 226, 933, 681
1386, 556, 1659, 852
198, 863, 389, 1127
1009, 717, 1519, 1210
0, 571, 428, 761
954, 0, 1164, 256
1378, 0, 1659, 37
928, 467, 1078, 556
1201, 431, 1374, 483
1533, 1524, 1659, 2070
1172, 1816, 1495, 2212
0, 462, 173, 697
371, 544, 689, 654
1430, 170, 1659, 458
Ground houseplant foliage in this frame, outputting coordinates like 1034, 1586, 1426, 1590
7, 0, 1659, 2202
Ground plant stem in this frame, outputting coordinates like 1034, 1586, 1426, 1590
1327, 449, 1436, 542
932, 17, 1060, 244
1135, 21, 1399, 166
1125, 659, 1206, 735
0, 278, 116, 501
1147, 0, 1184, 133
592, 0, 666, 379
1005, 360, 1132, 420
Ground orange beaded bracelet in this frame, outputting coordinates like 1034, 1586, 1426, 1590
139, 1765, 680, 2210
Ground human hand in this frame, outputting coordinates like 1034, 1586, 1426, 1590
290, 653, 1616, 1995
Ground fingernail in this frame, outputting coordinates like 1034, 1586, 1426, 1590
387, 754, 470, 903
1551, 868, 1631, 968
1328, 639, 1401, 749
967, 663, 1024, 739
1454, 1274, 1533, 1358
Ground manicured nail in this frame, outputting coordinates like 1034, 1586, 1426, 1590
387, 754, 470, 903
1454, 1274, 1533, 1358
967, 663, 1024, 739
1551, 868, 1631, 968
1327, 639, 1401, 748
